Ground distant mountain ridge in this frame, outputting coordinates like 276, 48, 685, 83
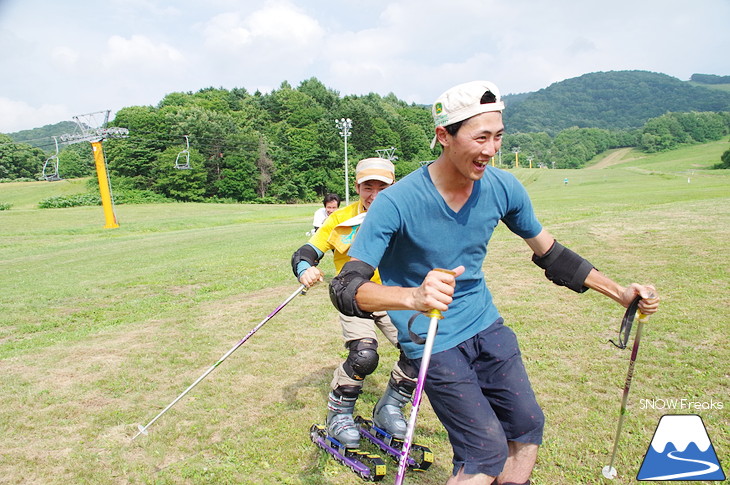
502, 70, 730, 135
7, 121, 77, 151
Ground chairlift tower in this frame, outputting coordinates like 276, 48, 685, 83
512, 147, 520, 168
60, 110, 128, 229
375, 146, 398, 162
335, 118, 352, 205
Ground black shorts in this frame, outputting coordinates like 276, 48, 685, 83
414, 319, 544, 477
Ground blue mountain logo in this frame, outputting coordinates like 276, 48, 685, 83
637, 414, 726, 481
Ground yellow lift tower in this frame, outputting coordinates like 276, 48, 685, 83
60, 110, 128, 229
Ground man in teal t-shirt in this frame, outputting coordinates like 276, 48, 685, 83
331, 80, 660, 485
350, 161, 541, 359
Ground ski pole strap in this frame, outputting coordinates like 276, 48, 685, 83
610, 295, 641, 349
408, 312, 432, 345
408, 309, 444, 344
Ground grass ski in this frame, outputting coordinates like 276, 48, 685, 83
356, 416, 433, 471
310, 423, 387, 482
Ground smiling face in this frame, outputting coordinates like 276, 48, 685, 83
355, 179, 390, 210
440, 111, 504, 182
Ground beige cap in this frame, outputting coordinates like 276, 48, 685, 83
355, 157, 395, 184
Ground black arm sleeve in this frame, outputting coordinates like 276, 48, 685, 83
329, 260, 376, 319
291, 244, 320, 278
532, 240, 594, 293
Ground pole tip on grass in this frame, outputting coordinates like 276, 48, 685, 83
132, 424, 148, 441
602, 465, 617, 479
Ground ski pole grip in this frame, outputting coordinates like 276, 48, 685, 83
425, 309, 442, 319
637, 291, 656, 323
427, 268, 456, 320
433, 268, 456, 276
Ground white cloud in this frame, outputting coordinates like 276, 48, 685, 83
202, 12, 253, 49
102, 35, 185, 70
0, 98, 70, 133
202, 1, 324, 52
195, 1, 326, 90
247, 1, 323, 44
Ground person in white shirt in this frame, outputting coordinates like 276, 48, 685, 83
311, 193, 341, 234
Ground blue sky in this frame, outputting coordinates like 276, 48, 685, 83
1, 0, 728, 133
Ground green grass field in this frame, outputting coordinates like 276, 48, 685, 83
1, 140, 728, 484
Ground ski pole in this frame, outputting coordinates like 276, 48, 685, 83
602, 294, 654, 479
132, 284, 307, 440
394, 307, 443, 485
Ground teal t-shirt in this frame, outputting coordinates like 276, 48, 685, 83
349, 164, 542, 358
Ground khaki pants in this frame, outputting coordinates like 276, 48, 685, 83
330, 311, 414, 391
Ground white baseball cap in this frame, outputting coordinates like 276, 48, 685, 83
430, 80, 505, 148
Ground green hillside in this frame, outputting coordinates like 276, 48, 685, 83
503, 70, 730, 134
584, 139, 729, 172
7, 121, 78, 152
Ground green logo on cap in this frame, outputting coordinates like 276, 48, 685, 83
435, 102, 443, 115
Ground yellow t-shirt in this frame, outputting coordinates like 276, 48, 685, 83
308, 200, 382, 284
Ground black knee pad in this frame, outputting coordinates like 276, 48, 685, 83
342, 338, 379, 381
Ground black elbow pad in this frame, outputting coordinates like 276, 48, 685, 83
291, 244, 320, 277
532, 240, 594, 293
329, 260, 375, 319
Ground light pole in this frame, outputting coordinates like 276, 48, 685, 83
335, 118, 353, 205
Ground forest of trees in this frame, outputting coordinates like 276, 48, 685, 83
102, 79, 436, 203
2, 71, 730, 204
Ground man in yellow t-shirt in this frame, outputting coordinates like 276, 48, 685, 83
291, 157, 416, 449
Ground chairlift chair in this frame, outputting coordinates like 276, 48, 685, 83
174, 135, 191, 169
42, 136, 62, 181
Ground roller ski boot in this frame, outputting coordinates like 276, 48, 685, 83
357, 384, 433, 471
373, 381, 411, 439
310, 387, 386, 481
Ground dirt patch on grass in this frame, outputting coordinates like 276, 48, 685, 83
587, 147, 644, 169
